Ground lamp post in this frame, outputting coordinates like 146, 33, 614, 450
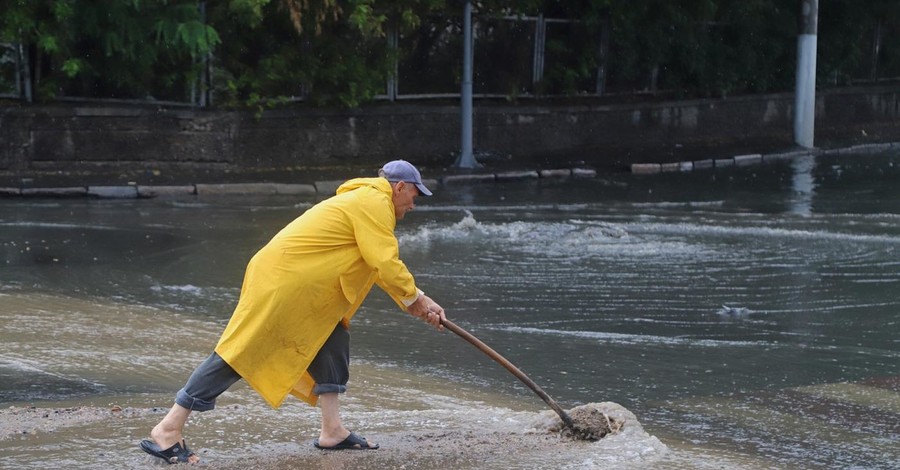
455, 0, 480, 168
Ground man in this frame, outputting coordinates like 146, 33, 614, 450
140, 160, 446, 464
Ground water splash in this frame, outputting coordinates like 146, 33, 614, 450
400, 211, 715, 259
716, 305, 752, 317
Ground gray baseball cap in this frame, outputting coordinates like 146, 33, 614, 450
379, 160, 433, 196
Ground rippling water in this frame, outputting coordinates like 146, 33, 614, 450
1, 151, 899, 468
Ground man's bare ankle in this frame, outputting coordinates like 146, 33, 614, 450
150, 425, 181, 447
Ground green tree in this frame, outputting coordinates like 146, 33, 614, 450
3, 0, 898, 107
0, 0, 219, 101
211, 0, 446, 108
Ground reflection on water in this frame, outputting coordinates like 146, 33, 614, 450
1, 151, 899, 468
790, 154, 816, 215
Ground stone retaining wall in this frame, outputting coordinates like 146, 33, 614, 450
1, 86, 898, 175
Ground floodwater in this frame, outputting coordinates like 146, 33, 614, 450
1, 151, 899, 469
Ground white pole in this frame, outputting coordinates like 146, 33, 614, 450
794, 0, 818, 148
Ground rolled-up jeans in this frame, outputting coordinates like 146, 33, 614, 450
175, 324, 350, 411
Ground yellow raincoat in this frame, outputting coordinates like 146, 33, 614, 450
214, 177, 420, 408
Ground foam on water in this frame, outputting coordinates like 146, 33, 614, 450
151, 283, 204, 294
399, 211, 715, 259
496, 326, 781, 348
716, 305, 752, 317
628, 221, 900, 244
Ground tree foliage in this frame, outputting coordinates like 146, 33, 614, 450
1, 0, 898, 107
0, 0, 219, 100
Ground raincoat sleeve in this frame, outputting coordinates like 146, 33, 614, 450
349, 191, 420, 306
376, 279, 423, 311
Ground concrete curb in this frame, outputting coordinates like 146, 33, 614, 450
2, 140, 895, 198
194, 183, 316, 196
1, 167, 598, 199
21, 187, 89, 197
630, 141, 900, 174
137, 185, 196, 198
88, 186, 139, 199
442, 174, 496, 184
495, 170, 540, 181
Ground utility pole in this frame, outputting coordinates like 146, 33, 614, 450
455, 0, 480, 168
794, 0, 818, 148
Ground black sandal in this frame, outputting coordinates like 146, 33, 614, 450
314, 431, 380, 450
139, 439, 198, 464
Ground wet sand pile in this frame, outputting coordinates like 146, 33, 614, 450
562, 403, 625, 440
216, 401, 667, 469
213, 406, 664, 469
533, 402, 635, 439
0, 401, 670, 469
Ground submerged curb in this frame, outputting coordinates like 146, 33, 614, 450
0, 167, 598, 199
194, 183, 317, 196
1, 139, 894, 198
630, 142, 900, 174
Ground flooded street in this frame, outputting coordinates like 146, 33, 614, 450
1, 151, 899, 468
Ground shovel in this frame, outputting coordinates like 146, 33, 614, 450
440, 318, 576, 430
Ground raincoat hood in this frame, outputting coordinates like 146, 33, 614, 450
336, 176, 392, 196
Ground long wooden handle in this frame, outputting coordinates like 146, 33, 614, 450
441, 318, 575, 430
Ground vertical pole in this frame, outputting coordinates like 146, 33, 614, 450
455, 0, 479, 168
871, 19, 882, 82
596, 10, 610, 96
205, 48, 213, 106
191, 2, 202, 106
191, 60, 198, 106
194, 1, 213, 107
19, 37, 32, 103
14, 42, 22, 98
201, 1, 212, 107
649, 64, 659, 93
387, 25, 398, 101
532, 14, 545, 94
794, 0, 818, 148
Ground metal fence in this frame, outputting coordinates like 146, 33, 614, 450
0, 14, 604, 106
1, 12, 897, 107
1, 43, 24, 99
391, 15, 600, 100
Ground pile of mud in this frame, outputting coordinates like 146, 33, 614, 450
531, 402, 659, 443
564, 403, 626, 440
